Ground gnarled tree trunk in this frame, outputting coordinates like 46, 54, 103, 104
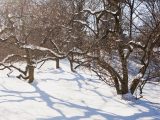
130, 79, 140, 94
28, 65, 34, 83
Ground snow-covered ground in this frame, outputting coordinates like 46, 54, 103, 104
0, 60, 160, 120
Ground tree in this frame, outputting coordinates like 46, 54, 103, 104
71, 0, 160, 97
0, 0, 67, 83
0, 0, 159, 99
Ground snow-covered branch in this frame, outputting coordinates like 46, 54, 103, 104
82, 9, 118, 16
21, 44, 65, 58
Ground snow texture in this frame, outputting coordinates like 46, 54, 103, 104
22, 44, 63, 58
0, 60, 160, 120
82, 9, 118, 15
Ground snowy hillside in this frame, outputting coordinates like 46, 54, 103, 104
0, 60, 160, 120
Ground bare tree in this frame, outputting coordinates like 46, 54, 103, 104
0, 0, 159, 99
71, 0, 160, 97
0, 0, 68, 83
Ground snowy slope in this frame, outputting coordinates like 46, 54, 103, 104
0, 60, 160, 120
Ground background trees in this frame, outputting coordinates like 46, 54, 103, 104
0, 0, 159, 97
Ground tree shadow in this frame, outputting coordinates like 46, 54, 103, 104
33, 84, 121, 120
0, 66, 160, 120
36, 68, 65, 74
0, 81, 160, 120
35, 85, 160, 120
126, 100, 160, 120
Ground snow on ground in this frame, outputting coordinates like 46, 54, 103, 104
0, 60, 160, 120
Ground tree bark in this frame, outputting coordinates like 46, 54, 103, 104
56, 58, 60, 69
130, 79, 140, 94
118, 44, 129, 94
28, 65, 34, 83
121, 81, 129, 94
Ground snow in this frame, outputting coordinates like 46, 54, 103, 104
8, 14, 13, 18
129, 41, 144, 48
22, 44, 63, 58
82, 9, 118, 15
1, 54, 20, 63
122, 93, 136, 101
71, 47, 83, 53
153, 47, 160, 52
82, 8, 97, 15
73, 20, 87, 25
0, 60, 160, 120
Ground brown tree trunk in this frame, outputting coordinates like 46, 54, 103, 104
69, 59, 75, 72
118, 44, 129, 94
120, 61, 129, 94
69, 53, 76, 72
130, 79, 140, 94
121, 81, 129, 94
56, 58, 60, 69
113, 77, 121, 94
28, 65, 34, 83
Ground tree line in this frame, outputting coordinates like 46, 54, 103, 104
0, 0, 159, 97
